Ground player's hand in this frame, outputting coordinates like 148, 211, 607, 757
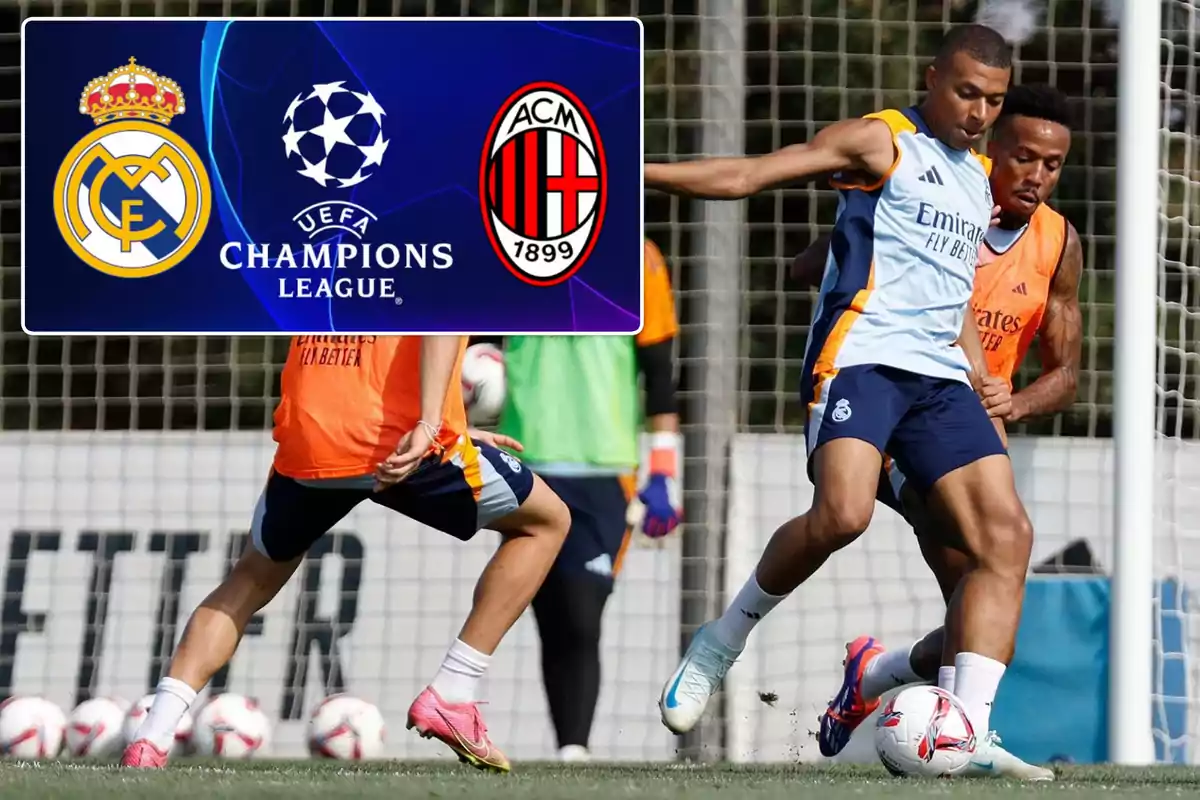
638, 474, 681, 538
990, 204, 1002, 228
978, 374, 1013, 419
468, 429, 524, 452
374, 425, 435, 491
639, 432, 684, 538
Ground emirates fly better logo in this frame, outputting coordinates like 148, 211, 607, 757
480, 82, 607, 287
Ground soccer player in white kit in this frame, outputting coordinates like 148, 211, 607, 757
644, 24, 1035, 768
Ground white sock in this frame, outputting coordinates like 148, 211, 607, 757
953, 652, 1006, 736
860, 643, 922, 700
938, 665, 957, 693
709, 571, 789, 650
136, 677, 197, 751
431, 639, 491, 704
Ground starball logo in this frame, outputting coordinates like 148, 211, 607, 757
217, 80, 454, 303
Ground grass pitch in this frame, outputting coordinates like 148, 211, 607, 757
3, 761, 1200, 799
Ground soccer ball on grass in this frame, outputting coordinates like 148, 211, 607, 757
307, 694, 386, 761
874, 686, 977, 777
0, 696, 66, 759
66, 696, 128, 758
191, 693, 271, 759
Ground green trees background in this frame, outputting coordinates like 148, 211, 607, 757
4, 0, 1196, 438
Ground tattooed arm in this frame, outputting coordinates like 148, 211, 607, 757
1008, 222, 1083, 422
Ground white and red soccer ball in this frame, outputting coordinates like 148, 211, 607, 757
874, 685, 977, 777
123, 692, 194, 757
0, 696, 66, 759
461, 343, 506, 425
66, 696, 128, 758
191, 693, 271, 759
307, 694, 386, 761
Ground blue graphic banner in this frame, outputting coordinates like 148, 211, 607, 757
22, 19, 643, 335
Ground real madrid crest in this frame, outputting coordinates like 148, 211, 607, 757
53, 57, 212, 278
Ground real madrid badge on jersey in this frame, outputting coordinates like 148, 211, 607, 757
22, 19, 643, 335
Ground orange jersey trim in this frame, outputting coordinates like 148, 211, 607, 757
613, 472, 639, 578
813, 263, 876, 378
638, 239, 680, 347
829, 110, 916, 192
807, 262, 876, 422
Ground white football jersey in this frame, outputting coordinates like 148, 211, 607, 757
804, 107, 994, 386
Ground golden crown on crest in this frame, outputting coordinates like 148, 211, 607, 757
78, 57, 185, 126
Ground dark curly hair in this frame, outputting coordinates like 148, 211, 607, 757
997, 83, 1075, 131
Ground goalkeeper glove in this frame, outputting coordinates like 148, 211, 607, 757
638, 431, 682, 538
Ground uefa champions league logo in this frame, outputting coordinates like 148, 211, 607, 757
215, 77, 452, 299
282, 81, 389, 189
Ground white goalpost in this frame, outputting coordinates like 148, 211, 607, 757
1110, 0, 1161, 767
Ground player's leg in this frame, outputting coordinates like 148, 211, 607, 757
531, 569, 610, 761
924, 530, 1052, 780
122, 473, 364, 768
374, 437, 568, 772
923, 460, 1055, 781
815, 463, 928, 754
909, 507, 972, 680
890, 380, 1034, 740
914, 525, 1053, 780
660, 365, 897, 737
843, 477, 965, 727
530, 475, 630, 761
855, 478, 966, 704
845, 475, 1051, 781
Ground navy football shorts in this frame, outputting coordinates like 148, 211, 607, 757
250, 436, 534, 563
539, 474, 636, 590
802, 363, 1007, 493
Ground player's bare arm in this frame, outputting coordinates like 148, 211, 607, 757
956, 310, 990, 386
645, 117, 896, 199
1007, 224, 1083, 422
791, 233, 833, 288
377, 335, 466, 486
953, 310, 1010, 451
419, 336, 467, 424
957, 311, 1012, 446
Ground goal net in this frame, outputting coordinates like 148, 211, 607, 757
3, 0, 687, 762
3, 0, 1199, 767
1154, 0, 1200, 766
723, 0, 1200, 766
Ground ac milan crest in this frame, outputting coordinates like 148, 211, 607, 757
480, 82, 607, 286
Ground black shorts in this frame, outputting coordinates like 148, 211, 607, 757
540, 474, 636, 589
252, 437, 534, 562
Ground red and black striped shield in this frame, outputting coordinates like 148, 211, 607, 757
480, 82, 607, 287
